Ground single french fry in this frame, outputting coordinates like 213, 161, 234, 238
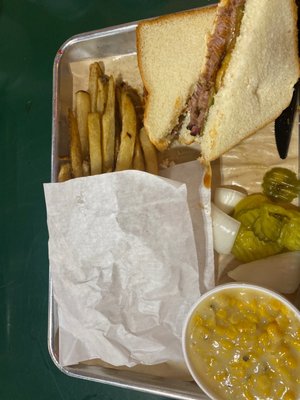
68, 109, 83, 178
115, 91, 137, 171
82, 160, 90, 176
58, 162, 72, 182
97, 77, 108, 115
58, 155, 70, 161
116, 83, 123, 117
139, 127, 158, 175
87, 112, 102, 175
133, 135, 145, 171
114, 84, 122, 165
89, 62, 102, 112
75, 90, 91, 160
102, 75, 115, 172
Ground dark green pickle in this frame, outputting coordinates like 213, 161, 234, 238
262, 167, 300, 203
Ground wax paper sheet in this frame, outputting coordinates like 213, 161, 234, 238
44, 161, 213, 367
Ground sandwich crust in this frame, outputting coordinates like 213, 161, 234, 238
136, 6, 217, 151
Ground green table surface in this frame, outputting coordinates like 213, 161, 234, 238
0, 1, 215, 399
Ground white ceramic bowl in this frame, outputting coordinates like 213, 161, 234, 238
182, 283, 300, 400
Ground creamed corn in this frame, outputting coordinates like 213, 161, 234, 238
186, 288, 300, 399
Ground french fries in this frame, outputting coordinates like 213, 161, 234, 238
115, 90, 137, 171
88, 112, 102, 175
133, 135, 145, 171
58, 162, 72, 182
82, 160, 90, 176
59, 61, 159, 182
97, 76, 108, 115
89, 62, 102, 112
68, 109, 83, 178
102, 75, 116, 172
139, 127, 159, 175
75, 90, 90, 160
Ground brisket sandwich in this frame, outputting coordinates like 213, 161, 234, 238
137, 0, 299, 162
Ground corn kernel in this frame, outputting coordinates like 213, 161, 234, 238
258, 304, 273, 321
229, 312, 240, 324
255, 374, 272, 397
286, 335, 300, 352
285, 354, 297, 369
228, 296, 240, 307
245, 312, 259, 324
236, 300, 247, 311
276, 314, 289, 330
242, 387, 255, 400
277, 365, 292, 382
216, 308, 227, 319
216, 294, 231, 308
247, 298, 258, 311
266, 321, 282, 342
238, 333, 249, 347
207, 356, 216, 368
258, 332, 271, 347
273, 381, 286, 398
192, 325, 210, 340
214, 325, 226, 336
291, 338, 300, 352
219, 338, 234, 351
213, 370, 228, 383
247, 352, 259, 364
204, 316, 216, 329
283, 390, 296, 400
237, 320, 256, 333
276, 344, 290, 358
225, 325, 237, 340
269, 299, 283, 312
192, 315, 203, 327
229, 363, 246, 378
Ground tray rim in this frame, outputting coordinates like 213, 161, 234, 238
49, 4, 299, 398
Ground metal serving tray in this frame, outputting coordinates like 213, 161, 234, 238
50, 10, 300, 400
50, 16, 211, 400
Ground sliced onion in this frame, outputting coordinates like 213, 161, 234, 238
214, 187, 246, 214
228, 251, 300, 294
211, 203, 241, 255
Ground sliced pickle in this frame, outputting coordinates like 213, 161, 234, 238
232, 227, 283, 263
262, 167, 300, 203
233, 193, 269, 217
235, 208, 260, 229
259, 203, 299, 220
279, 218, 300, 251
253, 209, 283, 242
231, 175, 300, 262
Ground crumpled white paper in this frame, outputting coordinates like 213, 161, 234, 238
44, 161, 213, 368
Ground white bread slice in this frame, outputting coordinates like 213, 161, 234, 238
191, 0, 300, 162
136, 7, 216, 151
